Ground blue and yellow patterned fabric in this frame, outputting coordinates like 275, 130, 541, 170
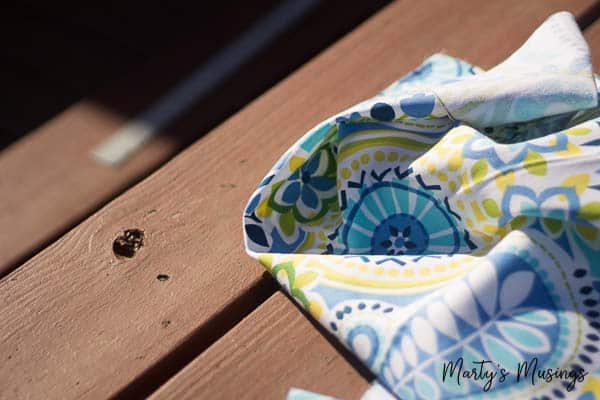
243, 12, 600, 400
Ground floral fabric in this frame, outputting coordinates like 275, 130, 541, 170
243, 12, 600, 400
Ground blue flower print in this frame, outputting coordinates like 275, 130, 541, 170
462, 131, 569, 171
270, 146, 338, 223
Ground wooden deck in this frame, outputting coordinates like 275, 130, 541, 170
1, 1, 600, 399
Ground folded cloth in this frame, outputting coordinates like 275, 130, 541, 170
243, 11, 600, 399
287, 382, 396, 400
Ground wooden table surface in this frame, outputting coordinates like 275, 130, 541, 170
1, 1, 600, 399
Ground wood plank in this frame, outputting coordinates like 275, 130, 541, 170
0, 0, 389, 277
150, 292, 371, 400
152, 11, 600, 400
0, 0, 280, 273
0, 1, 595, 399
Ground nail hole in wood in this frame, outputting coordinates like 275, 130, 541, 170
113, 229, 145, 258
157, 274, 169, 282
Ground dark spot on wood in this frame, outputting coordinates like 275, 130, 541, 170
220, 183, 236, 189
157, 274, 169, 282
113, 229, 145, 258
146, 209, 157, 215
240, 159, 247, 164
161, 320, 171, 328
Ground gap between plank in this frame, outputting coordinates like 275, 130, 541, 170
576, 0, 600, 30
0, 1, 391, 281
112, 273, 278, 399
1, 1, 595, 399
141, 8, 600, 398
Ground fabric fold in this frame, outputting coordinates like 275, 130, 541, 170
243, 11, 600, 400
434, 11, 598, 129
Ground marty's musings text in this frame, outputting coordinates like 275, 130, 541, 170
441, 357, 588, 392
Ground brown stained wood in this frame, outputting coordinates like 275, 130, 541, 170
150, 292, 370, 400
0, 1, 279, 276
155, 10, 600, 400
0, 0, 389, 278
0, 102, 181, 274
0, 1, 595, 399
151, 12, 600, 400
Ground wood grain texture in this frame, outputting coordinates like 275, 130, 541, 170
0, 0, 389, 278
148, 3, 600, 400
0, 1, 274, 275
0, 102, 182, 276
0, 1, 595, 399
149, 10, 600, 400
0, 0, 278, 275
150, 292, 370, 400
